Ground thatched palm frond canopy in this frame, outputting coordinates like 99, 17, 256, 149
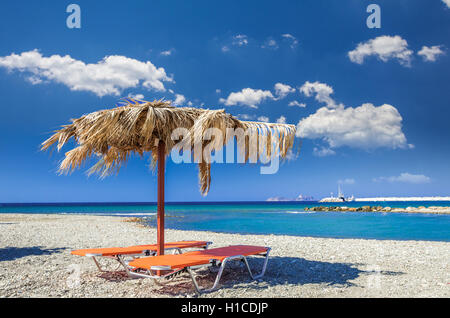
42, 99, 296, 195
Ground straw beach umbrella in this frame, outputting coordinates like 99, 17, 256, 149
42, 98, 296, 257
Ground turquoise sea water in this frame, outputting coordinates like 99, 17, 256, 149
1, 201, 449, 242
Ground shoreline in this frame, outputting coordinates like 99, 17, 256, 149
0, 213, 449, 298
8, 213, 449, 243
128, 217, 450, 243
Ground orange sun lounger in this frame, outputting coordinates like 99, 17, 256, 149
71, 241, 212, 272
127, 245, 271, 294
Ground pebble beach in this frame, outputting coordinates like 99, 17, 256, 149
0, 213, 449, 298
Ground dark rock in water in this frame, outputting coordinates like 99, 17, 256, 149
304, 205, 394, 213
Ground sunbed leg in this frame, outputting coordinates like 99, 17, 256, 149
187, 260, 228, 294
187, 268, 201, 294
173, 248, 182, 255
114, 256, 126, 271
242, 248, 271, 280
209, 260, 227, 291
117, 255, 140, 279
91, 257, 106, 272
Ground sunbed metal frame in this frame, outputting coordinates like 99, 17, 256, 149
125, 247, 271, 294
81, 242, 213, 272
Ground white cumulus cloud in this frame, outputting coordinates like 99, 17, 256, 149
417, 45, 445, 62
276, 116, 287, 124
128, 93, 145, 100
160, 49, 174, 56
221, 35, 249, 53
232, 34, 248, 46
298, 81, 412, 154
297, 103, 410, 150
236, 114, 255, 120
348, 35, 413, 66
373, 173, 431, 184
173, 94, 186, 106
299, 81, 338, 108
262, 38, 279, 50
274, 83, 295, 99
313, 147, 336, 157
281, 34, 299, 49
288, 101, 306, 108
257, 116, 270, 123
0, 50, 173, 97
219, 88, 274, 108
27, 76, 44, 85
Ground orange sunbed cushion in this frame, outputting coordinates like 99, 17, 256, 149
71, 241, 209, 257
128, 245, 269, 270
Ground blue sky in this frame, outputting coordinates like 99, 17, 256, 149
0, 0, 449, 203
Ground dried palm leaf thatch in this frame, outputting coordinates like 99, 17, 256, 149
42, 99, 297, 195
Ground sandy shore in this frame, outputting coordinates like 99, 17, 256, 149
0, 214, 448, 298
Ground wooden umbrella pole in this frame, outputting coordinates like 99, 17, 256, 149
157, 140, 165, 257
